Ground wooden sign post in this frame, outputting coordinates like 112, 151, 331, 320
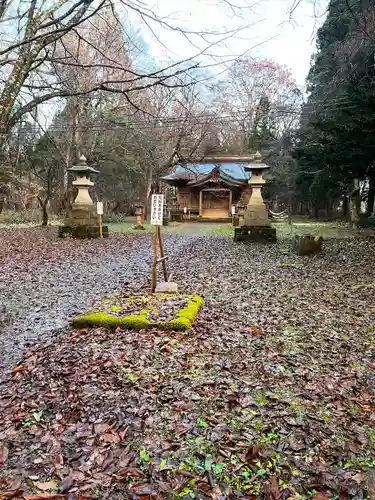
150, 194, 170, 292
97, 201, 104, 240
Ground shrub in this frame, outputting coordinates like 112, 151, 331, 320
0, 209, 60, 225
358, 215, 375, 228
102, 213, 128, 224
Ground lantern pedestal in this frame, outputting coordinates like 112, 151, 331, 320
234, 152, 276, 243
234, 226, 276, 242
58, 156, 108, 239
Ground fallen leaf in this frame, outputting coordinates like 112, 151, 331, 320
34, 481, 58, 491
11, 365, 25, 374
0, 489, 24, 499
242, 445, 263, 463
352, 472, 364, 484
0, 444, 9, 464
59, 477, 73, 493
24, 495, 65, 499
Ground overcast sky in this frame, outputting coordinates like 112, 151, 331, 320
132, 0, 329, 89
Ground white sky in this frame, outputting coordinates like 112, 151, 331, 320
133, 0, 329, 89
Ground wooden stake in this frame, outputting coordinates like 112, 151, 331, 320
99, 214, 103, 240
157, 225, 169, 282
152, 227, 158, 292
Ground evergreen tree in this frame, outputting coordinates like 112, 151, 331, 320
295, 0, 375, 219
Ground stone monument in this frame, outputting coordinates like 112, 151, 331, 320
58, 156, 108, 239
234, 152, 276, 242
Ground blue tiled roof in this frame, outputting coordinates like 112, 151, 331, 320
164, 163, 248, 181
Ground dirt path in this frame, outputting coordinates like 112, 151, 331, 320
0, 228, 199, 371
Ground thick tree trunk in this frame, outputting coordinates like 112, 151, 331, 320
42, 203, 48, 226
342, 195, 349, 219
37, 196, 49, 226
349, 179, 360, 227
367, 174, 375, 216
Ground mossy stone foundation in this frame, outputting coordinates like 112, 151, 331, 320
59, 224, 109, 239
234, 226, 276, 243
73, 294, 204, 331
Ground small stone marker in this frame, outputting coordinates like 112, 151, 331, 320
293, 234, 323, 255
155, 282, 178, 293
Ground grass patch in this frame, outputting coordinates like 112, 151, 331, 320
211, 224, 234, 236
108, 222, 153, 233
108, 221, 184, 233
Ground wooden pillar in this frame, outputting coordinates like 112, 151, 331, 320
229, 189, 232, 213
199, 190, 203, 216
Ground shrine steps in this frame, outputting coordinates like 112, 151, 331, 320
195, 217, 232, 223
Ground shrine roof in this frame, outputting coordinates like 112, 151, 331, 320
161, 163, 248, 186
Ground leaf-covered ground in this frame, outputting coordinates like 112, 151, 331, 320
0, 226, 202, 371
1, 227, 375, 499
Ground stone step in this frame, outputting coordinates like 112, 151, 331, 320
196, 218, 232, 223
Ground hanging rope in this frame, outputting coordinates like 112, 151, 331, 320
269, 209, 289, 220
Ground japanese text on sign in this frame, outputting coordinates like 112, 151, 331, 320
151, 194, 164, 226
96, 202, 104, 215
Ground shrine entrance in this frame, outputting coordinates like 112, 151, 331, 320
200, 188, 232, 218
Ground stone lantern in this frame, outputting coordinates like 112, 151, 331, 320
58, 156, 108, 239
134, 201, 145, 230
234, 151, 276, 242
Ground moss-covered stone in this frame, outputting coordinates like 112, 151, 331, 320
72, 294, 204, 331
58, 225, 109, 239
234, 226, 276, 243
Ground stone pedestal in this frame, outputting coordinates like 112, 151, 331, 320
59, 224, 109, 239
234, 226, 276, 242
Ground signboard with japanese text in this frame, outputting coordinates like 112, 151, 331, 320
96, 202, 104, 215
150, 194, 164, 226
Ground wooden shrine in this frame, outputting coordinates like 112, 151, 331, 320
161, 155, 258, 221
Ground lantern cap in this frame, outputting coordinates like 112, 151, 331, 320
244, 152, 270, 172
67, 155, 99, 175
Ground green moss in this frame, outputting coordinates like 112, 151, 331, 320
177, 296, 204, 323
73, 312, 120, 328
73, 295, 204, 331
161, 295, 204, 331
165, 317, 191, 330
110, 305, 123, 312
120, 315, 150, 329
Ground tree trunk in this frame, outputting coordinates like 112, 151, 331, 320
342, 195, 349, 219
37, 196, 49, 226
349, 179, 360, 227
311, 203, 318, 218
367, 174, 375, 216
144, 172, 153, 221
42, 202, 48, 226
